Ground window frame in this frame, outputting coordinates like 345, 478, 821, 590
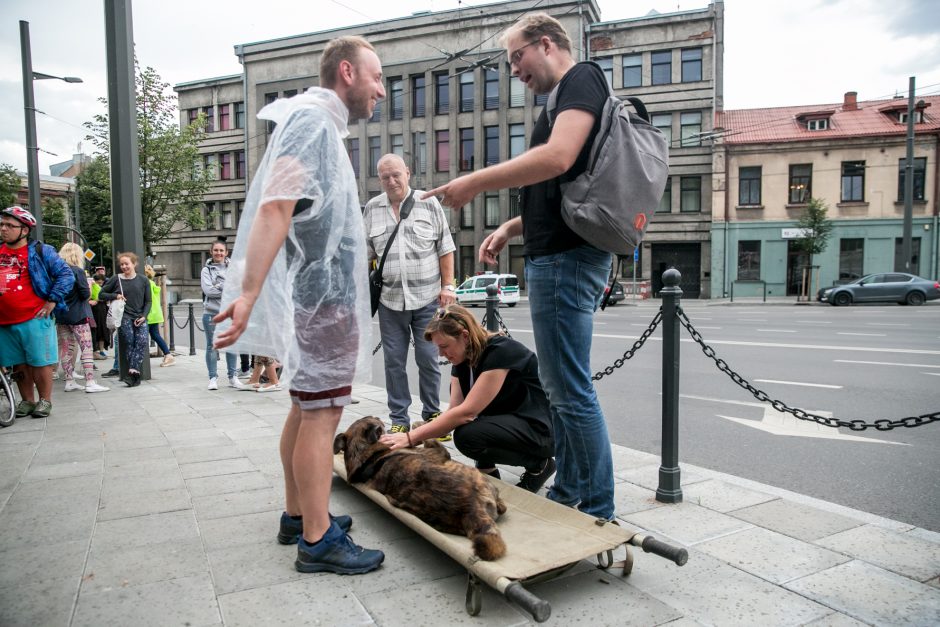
347, 138, 360, 178
738, 166, 762, 206
459, 70, 474, 113
483, 125, 499, 167
595, 56, 613, 88
788, 164, 812, 204
234, 102, 245, 129
737, 240, 761, 281
651, 50, 672, 85
681, 47, 703, 82
622, 54, 642, 88
434, 72, 450, 115
898, 157, 927, 202
459, 128, 474, 171
657, 176, 672, 213
389, 78, 403, 120
484, 69, 499, 110
680, 176, 701, 213
484, 191, 500, 228
412, 75, 426, 117
368, 136, 381, 177
841, 161, 865, 202
680, 111, 702, 147
436, 130, 450, 172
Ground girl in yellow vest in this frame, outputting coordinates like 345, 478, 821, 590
144, 265, 174, 367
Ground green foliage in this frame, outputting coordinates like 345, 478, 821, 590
0, 163, 20, 207
75, 156, 114, 269
40, 197, 68, 252
795, 197, 833, 257
83, 61, 211, 249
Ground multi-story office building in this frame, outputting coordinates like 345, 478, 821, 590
162, 0, 725, 300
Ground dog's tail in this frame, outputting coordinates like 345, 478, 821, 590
470, 521, 506, 561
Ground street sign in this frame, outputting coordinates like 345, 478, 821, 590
84, 249, 95, 261
633, 247, 639, 262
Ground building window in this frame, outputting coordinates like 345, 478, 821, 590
190, 253, 203, 279
202, 106, 215, 132
509, 124, 525, 159
236, 150, 246, 179
234, 102, 245, 129
680, 111, 702, 147
652, 113, 672, 146
806, 118, 828, 131
738, 166, 761, 206
484, 192, 500, 227
789, 164, 812, 204
459, 128, 474, 171
369, 100, 381, 123
595, 57, 613, 88
436, 130, 450, 172
389, 78, 403, 120
460, 245, 474, 279
368, 136, 381, 177
898, 110, 923, 124
412, 75, 426, 117
841, 161, 865, 202
898, 157, 927, 201
839, 238, 864, 281
218, 104, 230, 131
509, 188, 521, 219
264, 93, 277, 133
894, 237, 921, 275
203, 154, 217, 180
220, 202, 234, 229
235, 201, 244, 227
347, 138, 360, 178
461, 204, 473, 228
534, 93, 547, 107
203, 202, 216, 230
737, 241, 760, 280
484, 69, 499, 110
680, 176, 701, 212
509, 76, 525, 107
283, 89, 297, 98
622, 54, 641, 88
412, 132, 426, 175
390, 134, 404, 158
459, 71, 474, 112
435, 72, 449, 115
187, 108, 199, 126
651, 50, 672, 85
657, 177, 672, 213
219, 153, 232, 180
681, 48, 702, 82
484, 126, 499, 167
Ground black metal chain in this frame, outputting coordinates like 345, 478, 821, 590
480, 309, 512, 338
371, 338, 449, 366
676, 308, 940, 431
592, 310, 662, 381
170, 316, 189, 330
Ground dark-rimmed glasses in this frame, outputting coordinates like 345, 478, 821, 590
508, 39, 541, 66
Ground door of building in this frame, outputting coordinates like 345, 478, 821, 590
786, 241, 810, 296
650, 243, 701, 298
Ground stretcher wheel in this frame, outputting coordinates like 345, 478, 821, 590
597, 549, 614, 568
465, 573, 482, 616
622, 545, 634, 576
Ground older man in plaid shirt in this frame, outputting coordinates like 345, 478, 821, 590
364, 154, 456, 437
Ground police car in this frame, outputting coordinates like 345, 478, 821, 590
455, 273, 520, 307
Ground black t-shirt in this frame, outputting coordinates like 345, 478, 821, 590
522, 62, 608, 256
451, 335, 551, 433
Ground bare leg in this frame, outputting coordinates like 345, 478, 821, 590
280, 404, 302, 515
29, 365, 54, 400
294, 406, 342, 543
13, 364, 35, 402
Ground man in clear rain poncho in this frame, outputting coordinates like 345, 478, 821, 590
214, 36, 387, 575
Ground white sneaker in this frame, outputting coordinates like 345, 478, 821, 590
161, 354, 176, 367
256, 383, 282, 393
229, 376, 247, 389
64, 380, 85, 392
208, 377, 219, 391
84, 381, 110, 393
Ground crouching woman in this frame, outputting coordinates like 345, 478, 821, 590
381, 304, 556, 493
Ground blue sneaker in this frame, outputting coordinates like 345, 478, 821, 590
295, 521, 384, 574
278, 511, 352, 545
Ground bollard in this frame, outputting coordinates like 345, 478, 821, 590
168, 303, 175, 352
187, 303, 196, 356
656, 268, 683, 503
484, 284, 499, 332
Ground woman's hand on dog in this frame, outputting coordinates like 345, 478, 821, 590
380, 432, 412, 451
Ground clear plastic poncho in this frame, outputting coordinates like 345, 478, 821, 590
218, 88, 371, 392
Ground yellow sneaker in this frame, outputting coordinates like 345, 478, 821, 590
426, 412, 452, 442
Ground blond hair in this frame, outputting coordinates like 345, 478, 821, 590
58, 242, 85, 268
424, 304, 493, 368
320, 36, 375, 89
117, 251, 138, 266
500, 12, 572, 53
144, 264, 155, 280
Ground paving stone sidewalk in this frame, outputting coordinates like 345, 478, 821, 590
1, 351, 938, 626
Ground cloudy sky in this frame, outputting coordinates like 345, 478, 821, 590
0, 0, 937, 174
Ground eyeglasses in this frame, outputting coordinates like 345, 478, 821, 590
508, 39, 541, 66
0, 222, 25, 230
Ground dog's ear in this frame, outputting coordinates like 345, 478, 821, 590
333, 433, 347, 454
365, 422, 383, 444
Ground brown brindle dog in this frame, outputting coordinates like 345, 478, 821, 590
333, 416, 507, 561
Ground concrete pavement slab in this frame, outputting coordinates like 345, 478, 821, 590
728, 497, 865, 542
680, 478, 778, 513
91, 509, 200, 553
192, 486, 283, 521
0, 507, 96, 551
0, 576, 79, 627
180, 457, 257, 479
207, 540, 308, 595
81, 537, 209, 594
218, 577, 372, 627
21, 459, 101, 482
624, 501, 754, 546
343, 536, 466, 597
614, 462, 710, 490
199, 510, 283, 551
185, 470, 272, 497
96, 486, 192, 521
802, 613, 870, 627
71, 574, 221, 627
174, 443, 244, 465
102, 433, 170, 451
614, 479, 667, 516
104, 444, 176, 466
816, 524, 940, 582
0, 539, 88, 588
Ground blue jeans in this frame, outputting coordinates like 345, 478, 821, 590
525, 245, 614, 519
378, 300, 441, 427
149, 323, 170, 356
203, 313, 237, 380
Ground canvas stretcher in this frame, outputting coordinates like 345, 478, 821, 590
333, 454, 687, 622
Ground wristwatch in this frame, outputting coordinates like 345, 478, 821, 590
443, 285, 456, 292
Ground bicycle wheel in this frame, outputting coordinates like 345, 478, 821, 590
0, 373, 15, 427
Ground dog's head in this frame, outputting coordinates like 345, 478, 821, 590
333, 416, 388, 481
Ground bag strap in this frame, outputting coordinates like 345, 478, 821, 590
625, 96, 651, 123
117, 275, 124, 297
599, 256, 622, 312
375, 189, 416, 280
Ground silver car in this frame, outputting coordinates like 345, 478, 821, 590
817, 272, 940, 306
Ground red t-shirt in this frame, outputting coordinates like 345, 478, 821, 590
0, 243, 46, 325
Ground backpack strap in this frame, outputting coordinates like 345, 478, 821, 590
625, 97, 651, 124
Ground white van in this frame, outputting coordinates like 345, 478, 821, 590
455, 273, 520, 307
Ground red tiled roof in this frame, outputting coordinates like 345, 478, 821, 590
716, 95, 940, 145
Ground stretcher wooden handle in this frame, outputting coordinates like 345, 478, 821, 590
636, 535, 689, 566
504, 582, 551, 623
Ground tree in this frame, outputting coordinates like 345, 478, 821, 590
84, 62, 211, 250
0, 163, 20, 207
40, 196, 68, 252
75, 156, 114, 269
795, 197, 834, 299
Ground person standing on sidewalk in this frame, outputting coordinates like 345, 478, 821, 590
99, 252, 151, 387
423, 14, 616, 521
144, 265, 174, 367
201, 238, 242, 390
214, 35, 386, 575
363, 153, 456, 437
0, 207, 74, 418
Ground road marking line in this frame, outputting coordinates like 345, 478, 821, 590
679, 394, 765, 408
837, 332, 886, 337
795, 320, 833, 324
693, 326, 722, 330
737, 318, 767, 322
757, 329, 796, 333
834, 360, 940, 368
754, 379, 842, 389
717, 407, 906, 445
866, 323, 909, 327
924, 372, 940, 377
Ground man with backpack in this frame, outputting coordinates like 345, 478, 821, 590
0, 206, 75, 419
424, 13, 621, 521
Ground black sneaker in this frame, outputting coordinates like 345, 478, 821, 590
517, 458, 556, 493
125, 372, 141, 387
295, 521, 384, 574
278, 511, 352, 545
102, 369, 120, 378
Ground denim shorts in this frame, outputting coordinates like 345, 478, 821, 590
0, 317, 58, 367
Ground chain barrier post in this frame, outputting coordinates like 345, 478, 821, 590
484, 284, 499, 332
187, 303, 196, 356
167, 303, 175, 352
657, 268, 683, 504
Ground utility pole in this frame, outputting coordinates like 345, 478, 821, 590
19, 21, 41, 240
901, 76, 915, 272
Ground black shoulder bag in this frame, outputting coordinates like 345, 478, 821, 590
369, 190, 415, 317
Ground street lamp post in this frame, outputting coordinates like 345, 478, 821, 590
19, 20, 82, 242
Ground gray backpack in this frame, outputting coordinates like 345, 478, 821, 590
547, 65, 669, 255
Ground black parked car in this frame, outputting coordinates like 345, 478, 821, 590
604, 281, 625, 305
817, 272, 940, 306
